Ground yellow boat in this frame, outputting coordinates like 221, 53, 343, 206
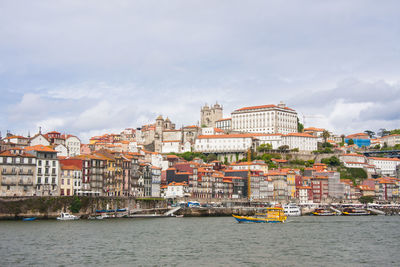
232, 207, 287, 223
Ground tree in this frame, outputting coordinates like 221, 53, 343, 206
322, 130, 330, 144
348, 139, 354, 145
206, 153, 217, 162
321, 156, 340, 166
297, 118, 304, 133
378, 128, 390, 137
257, 143, 272, 153
278, 145, 289, 153
359, 196, 374, 204
364, 130, 375, 139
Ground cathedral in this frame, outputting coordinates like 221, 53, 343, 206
200, 103, 223, 128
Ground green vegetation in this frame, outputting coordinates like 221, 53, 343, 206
278, 145, 290, 153
347, 139, 354, 145
288, 159, 314, 167
168, 152, 207, 162
391, 129, 400, 135
257, 143, 272, 153
337, 166, 367, 184
321, 156, 340, 166
322, 130, 330, 143
313, 148, 333, 154
69, 196, 82, 213
297, 118, 304, 133
359, 196, 374, 204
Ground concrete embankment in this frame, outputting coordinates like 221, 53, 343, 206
0, 196, 167, 220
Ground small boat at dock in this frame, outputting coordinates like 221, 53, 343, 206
312, 208, 336, 216
342, 207, 370, 216
22, 217, 37, 221
57, 213, 80, 221
232, 207, 287, 223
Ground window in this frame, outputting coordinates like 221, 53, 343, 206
52, 177, 56, 184
45, 177, 48, 184
38, 177, 41, 184
61, 179, 64, 185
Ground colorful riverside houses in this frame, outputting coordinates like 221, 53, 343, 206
25, 145, 60, 196
0, 148, 36, 196
73, 154, 106, 196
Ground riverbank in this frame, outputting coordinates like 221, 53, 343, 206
0, 196, 167, 220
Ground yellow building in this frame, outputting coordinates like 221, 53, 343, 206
286, 170, 297, 199
60, 165, 75, 196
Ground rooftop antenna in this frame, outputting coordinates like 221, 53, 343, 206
39, 126, 42, 134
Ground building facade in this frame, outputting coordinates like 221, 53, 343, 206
200, 103, 223, 128
231, 102, 298, 134
0, 148, 36, 196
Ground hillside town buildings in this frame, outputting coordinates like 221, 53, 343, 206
1, 101, 400, 204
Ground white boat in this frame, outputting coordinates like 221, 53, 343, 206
57, 212, 80, 221
284, 203, 301, 216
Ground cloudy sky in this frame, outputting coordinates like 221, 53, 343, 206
1, 0, 400, 141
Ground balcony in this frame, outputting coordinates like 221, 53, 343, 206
1, 179, 17, 186
19, 179, 33, 186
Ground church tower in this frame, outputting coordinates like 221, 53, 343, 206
200, 102, 223, 127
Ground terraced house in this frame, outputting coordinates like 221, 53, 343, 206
25, 145, 59, 196
0, 148, 36, 196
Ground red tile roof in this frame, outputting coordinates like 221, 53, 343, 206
235, 104, 295, 112
25, 145, 57, 153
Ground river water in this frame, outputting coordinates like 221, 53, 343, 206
1, 216, 399, 266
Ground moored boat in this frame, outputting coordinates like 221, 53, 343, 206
284, 203, 301, 216
342, 207, 370, 216
22, 217, 37, 221
232, 207, 287, 223
312, 208, 336, 216
57, 212, 80, 221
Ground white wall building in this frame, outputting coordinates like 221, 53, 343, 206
381, 134, 400, 147
253, 134, 283, 149
161, 141, 181, 154
163, 182, 189, 198
215, 118, 231, 130
282, 133, 318, 151
194, 134, 253, 153
54, 144, 68, 157
29, 134, 50, 147
231, 102, 298, 134
367, 157, 400, 176
65, 135, 81, 157
339, 153, 367, 164
25, 145, 60, 196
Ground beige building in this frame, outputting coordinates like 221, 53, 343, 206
0, 148, 36, 196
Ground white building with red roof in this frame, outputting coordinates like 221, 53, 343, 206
231, 102, 298, 134
367, 157, 400, 176
381, 134, 400, 147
